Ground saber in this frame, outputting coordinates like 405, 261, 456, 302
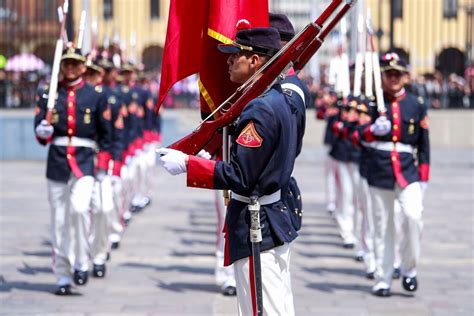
248, 196, 263, 316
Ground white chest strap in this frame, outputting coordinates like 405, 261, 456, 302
281, 83, 306, 107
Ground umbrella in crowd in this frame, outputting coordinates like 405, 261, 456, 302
5, 53, 45, 72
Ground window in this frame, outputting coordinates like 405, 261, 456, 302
392, 0, 403, 19
150, 0, 160, 19
443, 0, 458, 19
104, 0, 113, 20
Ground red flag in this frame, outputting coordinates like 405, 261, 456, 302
156, 0, 210, 110
199, 0, 268, 118
156, 0, 268, 115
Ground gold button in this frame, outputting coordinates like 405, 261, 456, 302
392, 136, 398, 142
86, 108, 91, 113
393, 125, 398, 130
68, 128, 73, 134
393, 113, 398, 119
68, 102, 73, 108
392, 103, 398, 108
67, 154, 72, 159
69, 91, 75, 97
391, 156, 397, 161
68, 115, 73, 121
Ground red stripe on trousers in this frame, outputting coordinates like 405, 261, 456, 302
249, 256, 257, 316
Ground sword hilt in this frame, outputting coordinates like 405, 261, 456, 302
249, 196, 262, 243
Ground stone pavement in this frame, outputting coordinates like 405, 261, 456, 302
1, 143, 473, 315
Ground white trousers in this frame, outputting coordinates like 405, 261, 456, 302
324, 147, 338, 211
214, 191, 236, 289
109, 176, 125, 243
48, 175, 94, 284
370, 182, 424, 288
335, 161, 357, 244
131, 149, 152, 207
89, 176, 114, 264
234, 243, 294, 316
356, 177, 376, 273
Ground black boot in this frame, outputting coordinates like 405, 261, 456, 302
402, 276, 418, 292
54, 284, 72, 296
93, 264, 106, 278
73, 270, 89, 286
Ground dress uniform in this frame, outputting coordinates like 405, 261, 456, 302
34, 44, 112, 295
97, 56, 127, 249
118, 64, 143, 223
318, 95, 340, 214
158, 27, 299, 316
330, 97, 361, 247
270, 12, 311, 232
360, 53, 430, 296
350, 97, 377, 278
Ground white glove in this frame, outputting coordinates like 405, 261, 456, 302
370, 116, 392, 136
196, 149, 211, 160
419, 181, 428, 196
156, 148, 187, 175
35, 119, 54, 139
95, 169, 107, 182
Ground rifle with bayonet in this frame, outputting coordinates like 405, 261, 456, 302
168, 0, 357, 155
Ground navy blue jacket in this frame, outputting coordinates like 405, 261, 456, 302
360, 91, 430, 189
34, 80, 112, 182
186, 85, 299, 265
102, 84, 126, 163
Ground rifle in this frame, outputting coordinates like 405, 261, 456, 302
77, 10, 87, 50
367, 9, 386, 113
45, 0, 69, 124
353, 8, 366, 98
169, 0, 357, 155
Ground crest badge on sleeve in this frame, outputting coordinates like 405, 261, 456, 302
236, 121, 263, 148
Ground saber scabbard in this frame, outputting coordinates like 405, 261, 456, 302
249, 196, 263, 316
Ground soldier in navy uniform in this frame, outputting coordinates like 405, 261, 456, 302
96, 55, 127, 251
157, 27, 299, 315
269, 13, 311, 232
330, 96, 361, 248
359, 53, 430, 297
34, 43, 112, 295
316, 91, 340, 214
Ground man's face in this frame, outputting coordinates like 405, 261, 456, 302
61, 59, 85, 81
84, 69, 103, 85
382, 70, 406, 95
227, 52, 258, 84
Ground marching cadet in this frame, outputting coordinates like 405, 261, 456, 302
158, 27, 300, 315
350, 96, 377, 278
330, 96, 361, 248
83, 56, 114, 277
269, 12, 311, 231
120, 63, 149, 216
34, 43, 112, 295
360, 53, 430, 297
97, 55, 127, 250
118, 62, 141, 224
137, 71, 156, 209
316, 91, 339, 214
